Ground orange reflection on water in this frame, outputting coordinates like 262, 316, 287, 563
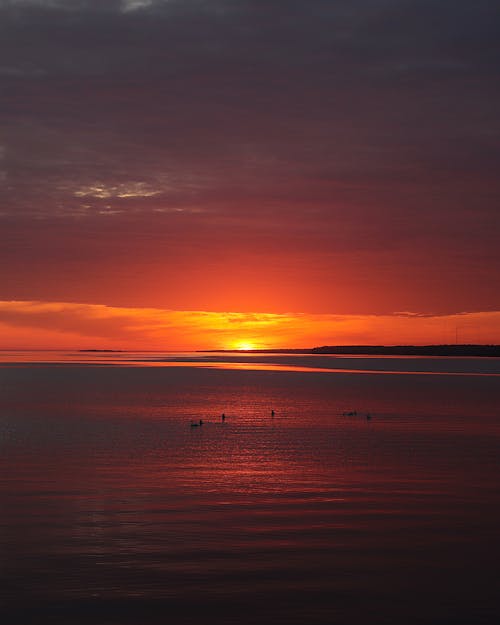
1, 350, 499, 377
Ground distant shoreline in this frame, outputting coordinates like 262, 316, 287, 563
79, 349, 123, 352
200, 345, 500, 357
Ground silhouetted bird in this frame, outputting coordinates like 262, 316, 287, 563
271, 409, 275, 417
222, 413, 226, 422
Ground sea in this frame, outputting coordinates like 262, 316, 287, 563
1, 351, 499, 625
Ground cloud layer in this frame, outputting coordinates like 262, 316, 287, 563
1, 1, 499, 320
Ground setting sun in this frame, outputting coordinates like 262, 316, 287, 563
233, 341, 256, 351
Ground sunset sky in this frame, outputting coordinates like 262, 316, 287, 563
1, 0, 499, 349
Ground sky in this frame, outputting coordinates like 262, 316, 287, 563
0, 0, 499, 349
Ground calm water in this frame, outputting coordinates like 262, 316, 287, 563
1, 352, 500, 624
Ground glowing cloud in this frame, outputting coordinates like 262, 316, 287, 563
74, 182, 162, 199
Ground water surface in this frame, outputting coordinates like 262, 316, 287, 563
1, 352, 499, 624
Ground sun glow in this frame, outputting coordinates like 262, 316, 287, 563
1, 300, 500, 350
233, 341, 255, 351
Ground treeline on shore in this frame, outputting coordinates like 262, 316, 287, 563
311, 345, 500, 357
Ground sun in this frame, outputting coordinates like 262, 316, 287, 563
233, 341, 255, 351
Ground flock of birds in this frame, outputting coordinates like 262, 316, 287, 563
190, 409, 275, 427
190, 408, 371, 427
343, 410, 372, 420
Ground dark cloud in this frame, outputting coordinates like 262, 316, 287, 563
0, 0, 499, 313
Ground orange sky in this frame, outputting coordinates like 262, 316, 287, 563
1, 3, 499, 348
1, 301, 498, 350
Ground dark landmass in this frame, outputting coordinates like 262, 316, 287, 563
200, 345, 500, 357
79, 349, 123, 352
312, 344, 500, 357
